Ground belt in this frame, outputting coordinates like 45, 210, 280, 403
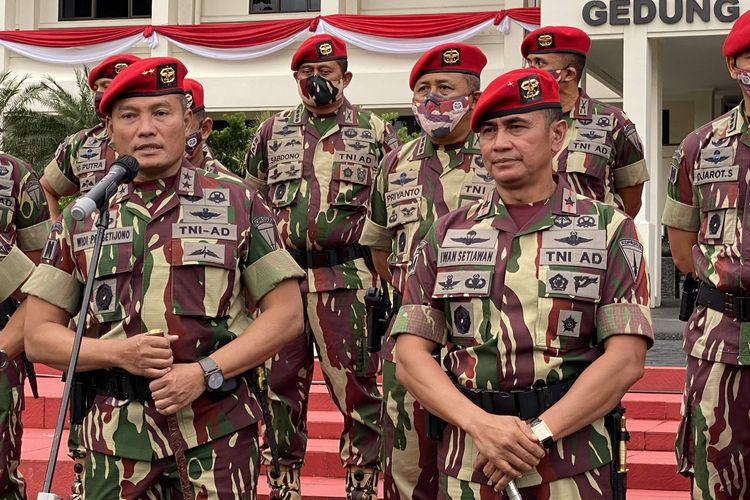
696, 282, 750, 322
289, 243, 370, 269
91, 369, 153, 402
455, 378, 576, 420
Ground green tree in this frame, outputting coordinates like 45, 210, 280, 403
379, 111, 420, 144
207, 112, 269, 176
3, 68, 98, 174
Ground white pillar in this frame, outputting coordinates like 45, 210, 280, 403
0, 0, 15, 74
151, 0, 176, 57
622, 31, 662, 307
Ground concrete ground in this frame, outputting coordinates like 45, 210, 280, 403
648, 298, 687, 367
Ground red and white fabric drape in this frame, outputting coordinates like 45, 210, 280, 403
0, 8, 539, 64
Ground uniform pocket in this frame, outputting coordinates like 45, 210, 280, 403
445, 299, 488, 347
75, 242, 134, 324
170, 240, 236, 317
269, 178, 301, 208
698, 182, 738, 245
329, 163, 372, 209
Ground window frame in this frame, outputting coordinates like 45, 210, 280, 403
249, 0, 320, 15
59, 0, 152, 21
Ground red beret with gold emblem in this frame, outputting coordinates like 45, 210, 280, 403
521, 26, 591, 58
408, 43, 487, 90
723, 10, 750, 57
183, 78, 205, 112
87, 54, 140, 91
470, 68, 561, 132
291, 34, 347, 71
100, 57, 187, 116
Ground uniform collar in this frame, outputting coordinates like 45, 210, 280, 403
112, 158, 201, 205
286, 98, 357, 127
714, 103, 748, 138
410, 131, 480, 162
571, 88, 592, 120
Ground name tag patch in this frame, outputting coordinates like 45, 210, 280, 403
433, 270, 492, 297
461, 183, 491, 199
568, 140, 612, 159
693, 165, 739, 186
438, 247, 498, 267
73, 227, 133, 251
269, 150, 303, 167
540, 248, 607, 270
335, 151, 377, 169
74, 159, 106, 176
172, 223, 237, 241
385, 185, 422, 206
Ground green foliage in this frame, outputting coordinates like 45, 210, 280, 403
379, 111, 420, 144
207, 112, 270, 176
2, 68, 98, 174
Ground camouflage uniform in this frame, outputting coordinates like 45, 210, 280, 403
0, 154, 50, 499
22, 159, 304, 498
556, 90, 649, 209
391, 184, 653, 498
199, 147, 233, 176
43, 122, 116, 198
245, 99, 398, 495
663, 103, 750, 499
360, 132, 493, 499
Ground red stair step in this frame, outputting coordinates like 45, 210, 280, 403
628, 419, 679, 451
308, 410, 343, 439
622, 392, 682, 421
631, 367, 685, 393
258, 476, 383, 499
20, 428, 75, 500
627, 450, 690, 491
628, 490, 690, 499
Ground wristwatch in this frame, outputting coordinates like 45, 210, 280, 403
197, 356, 224, 391
0, 349, 8, 371
530, 418, 554, 448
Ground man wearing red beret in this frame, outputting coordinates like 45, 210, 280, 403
393, 68, 652, 498
245, 34, 399, 499
183, 78, 232, 175
23, 56, 305, 499
360, 42, 492, 500
664, 10, 750, 499
40, 53, 140, 219
522, 26, 649, 218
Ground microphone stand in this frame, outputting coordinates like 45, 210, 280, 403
38, 204, 111, 500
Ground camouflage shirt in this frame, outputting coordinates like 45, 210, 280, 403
391, 183, 653, 487
245, 99, 398, 292
23, 160, 304, 461
197, 147, 233, 176
662, 103, 750, 365
360, 132, 494, 362
556, 90, 649, 209
43, 122, 116, 197
0, 153, 50, 302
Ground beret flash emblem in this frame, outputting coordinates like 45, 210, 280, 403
537, 34, 554, 48
317, 41, 333, 57
442, 48, 461, 65
114, 62, 128, 74
185, 92, 194, 109
518, 75, 542, 104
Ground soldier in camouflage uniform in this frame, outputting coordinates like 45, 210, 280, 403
359, 43, 490, 500
245, 34, 399, 499
663, 12, 750, 499
522, 26, 649, 217
22, 57, 305, 499
0, 154, 50, 500
183, 78, 232, 175
392, 68, 653, 498
41, 53, 139, 219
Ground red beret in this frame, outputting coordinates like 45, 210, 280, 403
87, 54, 140, 90
521, 26, 591, 58
723, 10, 750, 57
183, 78, 205, 112
291, 34, 347, 71
100, 57, 187, 116
470, 69, 561, 132
408, 43, 487, 90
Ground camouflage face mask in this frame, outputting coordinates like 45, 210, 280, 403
298, 74, 345, 107
185, 129, 202, 157
411, 93, 470, 139
736, 68, 750, 94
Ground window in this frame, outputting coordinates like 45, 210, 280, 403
60, 0, 151, 20
250, 0, 320, 14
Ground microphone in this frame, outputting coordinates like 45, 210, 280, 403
70, 155, 139, 221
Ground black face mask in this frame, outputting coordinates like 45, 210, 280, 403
93, 91, 105, 120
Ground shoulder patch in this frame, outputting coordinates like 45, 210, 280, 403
618, 238, 643, 282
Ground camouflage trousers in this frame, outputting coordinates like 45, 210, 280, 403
262, 288, 381, 471
0, 361, 25, 500
382, 359, 438, 499
439, 464, 612, 499
83, 425, 258, 499
676, 355, 750, 500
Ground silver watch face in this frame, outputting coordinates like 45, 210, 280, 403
207, 371, 223, 390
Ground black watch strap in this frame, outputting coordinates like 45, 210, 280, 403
197, 356, 222, 390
